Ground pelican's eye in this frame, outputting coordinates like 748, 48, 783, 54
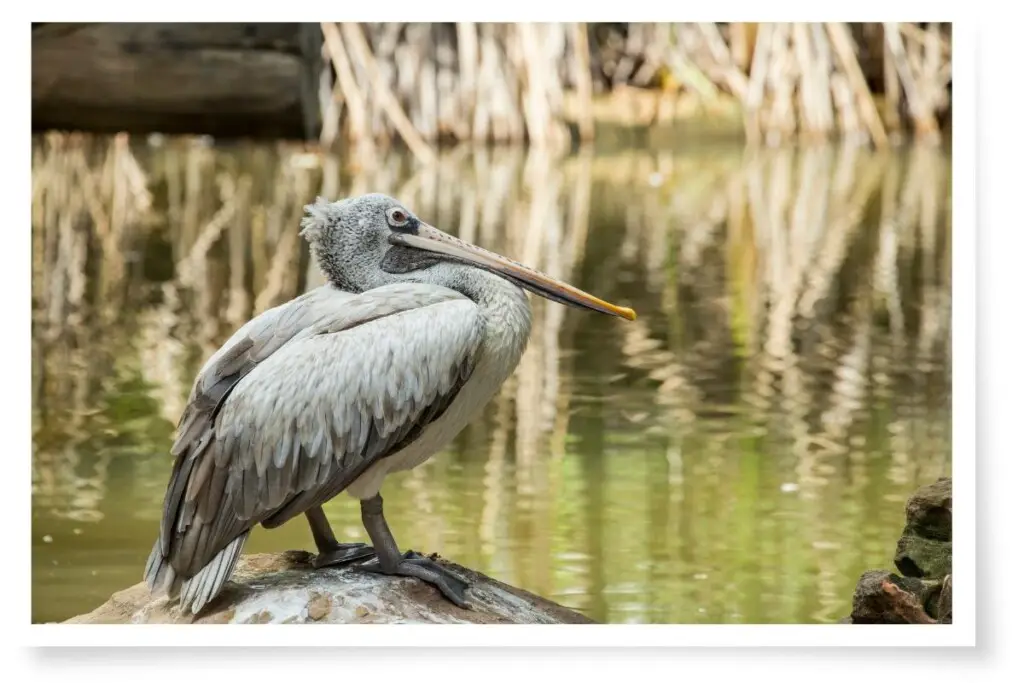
386, 207, 410, 228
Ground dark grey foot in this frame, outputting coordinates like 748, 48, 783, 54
357, 550, 470, 607
311, 542, 376, 569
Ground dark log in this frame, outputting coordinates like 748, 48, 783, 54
32, 23, 322, 140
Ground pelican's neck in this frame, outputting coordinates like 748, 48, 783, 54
443, 267, 533, 366
449, 267, 524, 308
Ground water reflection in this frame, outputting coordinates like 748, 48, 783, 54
31, 133, 951, 624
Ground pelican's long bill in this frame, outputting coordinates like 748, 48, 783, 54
390, 223, 637, 321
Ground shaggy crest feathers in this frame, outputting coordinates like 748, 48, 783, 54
299, 196, 336, 244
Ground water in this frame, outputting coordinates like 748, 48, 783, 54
31, 133, 952, 624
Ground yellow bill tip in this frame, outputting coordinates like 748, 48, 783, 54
616, 306, 637, 321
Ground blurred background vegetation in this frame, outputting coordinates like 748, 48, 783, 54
31, 22, 952, 624
33, 22, 951, 149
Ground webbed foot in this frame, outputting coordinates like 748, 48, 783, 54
311, 542, 376, 569
357, 550, 470, 607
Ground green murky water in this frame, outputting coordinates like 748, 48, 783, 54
31, 134, 951, 624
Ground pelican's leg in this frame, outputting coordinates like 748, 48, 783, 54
305, 506, 376, 569
356, 494, 470, 607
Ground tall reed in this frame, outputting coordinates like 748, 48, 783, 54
315, 22, 952, 154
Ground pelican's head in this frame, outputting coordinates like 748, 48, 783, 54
301, 193, 636, 321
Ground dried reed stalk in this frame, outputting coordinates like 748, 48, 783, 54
310, 23, 951, 150
340, 23, 437, 164
826, 22, 889, 148
320, 22, 369, 143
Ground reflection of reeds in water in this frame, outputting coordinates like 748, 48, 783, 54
32, 133, 152, 334
32, 133, 156, 523
32, 132, 951, 623
601, 142, 950, 621
610, 143, 950, 448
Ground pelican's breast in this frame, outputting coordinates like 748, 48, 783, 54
345, 283, 533, 499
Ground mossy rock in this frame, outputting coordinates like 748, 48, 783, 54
895, 533, 952, 579
894, 477, 952, 579
904, 477, 952, 541
850, 570, 939, 624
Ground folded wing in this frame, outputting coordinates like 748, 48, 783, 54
152, 282, 484, 587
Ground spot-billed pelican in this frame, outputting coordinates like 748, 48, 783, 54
144, 193, 636, 613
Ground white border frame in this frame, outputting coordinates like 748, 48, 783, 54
10, 2, 979, 655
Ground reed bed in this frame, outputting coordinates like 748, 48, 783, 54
315, 22, 952, 153
32, 132, 950, 623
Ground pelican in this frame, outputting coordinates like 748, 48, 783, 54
144, 193, 636, 614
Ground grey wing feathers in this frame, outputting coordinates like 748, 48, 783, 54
149, 283, 484, 605
259, 349, 477, 527
160, 286, 346, 555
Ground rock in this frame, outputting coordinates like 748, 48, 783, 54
894, 534, 952, 579
902, 477, 952, 540
850, 570, 938, 624
845, 477, 953, 625
935, 574, 953, 624
894, 477, 952, 579
306, 591, 332, 621
64, 551, 594, 625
